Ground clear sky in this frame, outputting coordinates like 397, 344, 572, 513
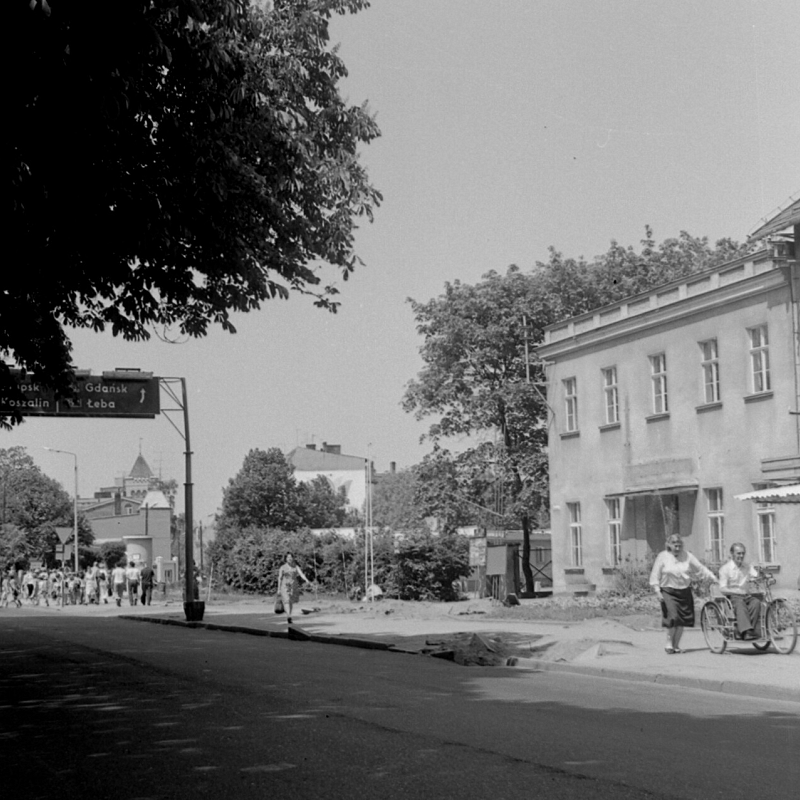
6, 0, 799, 527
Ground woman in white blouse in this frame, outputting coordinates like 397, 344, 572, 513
650, 534, 718, 654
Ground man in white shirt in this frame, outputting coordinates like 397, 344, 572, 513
125, 561, 141, 606
111, 563, 127, 607
718, 543, 763, 640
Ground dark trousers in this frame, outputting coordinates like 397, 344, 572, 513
128, 582, 139, 605
732, 594, 762, 636
141, 584, 153, 606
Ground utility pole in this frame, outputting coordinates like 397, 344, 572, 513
44, 447, 79, 576
198, 521, 204, 574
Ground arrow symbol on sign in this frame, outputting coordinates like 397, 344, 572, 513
139, 389, 146, 404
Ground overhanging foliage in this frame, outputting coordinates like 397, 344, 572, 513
5, 0, 381, 424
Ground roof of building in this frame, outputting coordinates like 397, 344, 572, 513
749, 197, 800, 241
140, 490, 171, 509
287, 446, 366, 471
129, 453, 153, 479
734, 484, 800, 504
80, 497, 142, 519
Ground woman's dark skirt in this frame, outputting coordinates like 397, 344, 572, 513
660, 587, 695, 628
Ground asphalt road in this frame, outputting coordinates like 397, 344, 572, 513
1, 615, 798, 800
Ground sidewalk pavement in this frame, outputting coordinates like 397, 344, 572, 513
10, 598, 799, 703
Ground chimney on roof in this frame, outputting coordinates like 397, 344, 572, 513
390, 461, 396, 473
305, 444, 316, 450
321, 442, 341, 455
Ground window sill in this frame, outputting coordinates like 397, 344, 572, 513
696, 401, 722, 414
560, 430, 580, 439
744, 391, 773, 404
599, 422, 621, 432
601, 566, 619, 574
564, 567, 584, 574
645, 412, 670, 423
759, 564, 780, 573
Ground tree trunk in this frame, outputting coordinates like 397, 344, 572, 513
521, 512, 534, 594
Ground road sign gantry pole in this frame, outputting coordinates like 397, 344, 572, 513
159, 377, 201, 621
181, 377, 196, 611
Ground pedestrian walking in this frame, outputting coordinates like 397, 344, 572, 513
70, 573, 82, 605
277, 553, 311, 624
112, 563, 127, 607
84, 563, 99, 604
126, 560, 141, 606
36, 572, 50, 607
98, 567, 109, 603
650, 533, 718, 654
139, 562, 156, 606
23, 570, 36, 603
0, 572, 19, 608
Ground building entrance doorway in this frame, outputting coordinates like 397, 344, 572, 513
625, 491, 698, 557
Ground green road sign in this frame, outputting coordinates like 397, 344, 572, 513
1, 370, 160, 418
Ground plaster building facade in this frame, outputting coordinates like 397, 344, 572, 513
81, 454, 176, 583
537, 209, 799, 595
287, 443, 368, 512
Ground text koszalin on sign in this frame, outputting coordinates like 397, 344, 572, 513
1, 371, 160, 418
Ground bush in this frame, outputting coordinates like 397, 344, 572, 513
209, 528, 317, 595
608, 555, 656, 599
384, 531, 470, 602
208, 526, 471, 602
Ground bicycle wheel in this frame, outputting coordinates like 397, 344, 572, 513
752, 640, 771, 652
701, 602, 727, 654
766, 600, 798, 655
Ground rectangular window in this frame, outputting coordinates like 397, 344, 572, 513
606, 498, 622, 566
705, 488, 725, 562
748, 325, 771, 393
650, 353, 668, 414
700, 339, 720, 403
567, 502, 582, 566
757, 507, 776, 563
602, 367, 619, 424
563, 377, 578, 432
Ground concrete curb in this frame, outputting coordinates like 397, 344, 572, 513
120, 615, 800, 703
121, 615, 391, 650
521, 660, 800, 703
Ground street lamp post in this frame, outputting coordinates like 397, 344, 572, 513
43, 448, 79, 577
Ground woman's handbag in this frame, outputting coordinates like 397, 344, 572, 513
274, 595, 284, 614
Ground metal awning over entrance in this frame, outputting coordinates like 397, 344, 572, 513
606, 482, 699, 498
734, 484, 800, 504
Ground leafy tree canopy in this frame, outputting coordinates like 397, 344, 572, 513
404, 230, 750, 591
215, 446, 353, 541
5, 0, 381, 424
1, 446, 93, 566
217, 447, 304, 535
96, 540, 128, 569
371, 468, 427, 532
295, 475, 350, 529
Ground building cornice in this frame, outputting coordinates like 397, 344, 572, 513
537, 257, 789, 360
